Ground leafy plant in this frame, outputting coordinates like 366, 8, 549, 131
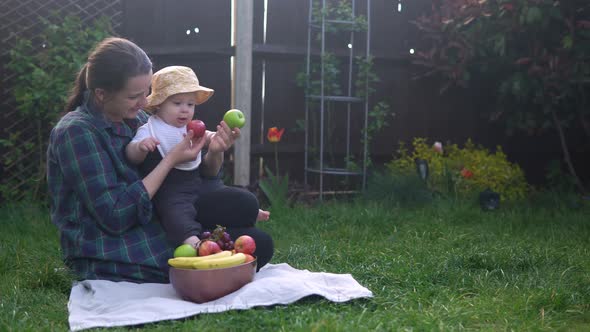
310, 0, 368, 35
411, 0, 590, 194
3, 14, 112, 201
296, 53, 343, 98
259, 127, 290, 209
544, 159, 578, 193
387, 138, 529, 201
258, 167, 290, 210
354, 56, 378, 99
361, 101, 392, 169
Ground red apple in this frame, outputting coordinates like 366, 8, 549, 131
187, 120, 206, 138
198, 240, 221, 256
244, 254, 255, 263
234, 235, 256, 255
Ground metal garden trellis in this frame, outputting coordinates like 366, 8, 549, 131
303, 0, 371, 201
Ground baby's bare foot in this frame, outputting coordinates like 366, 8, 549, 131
257, 209, 270, 221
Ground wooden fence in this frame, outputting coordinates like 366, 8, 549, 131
1, 0, 587, 199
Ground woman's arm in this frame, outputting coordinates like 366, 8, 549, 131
53, 125, 203, 235
143, 131, 206, 198
54, 124, 154, 235
200, 150, 224, 177
199, 121, 240, 177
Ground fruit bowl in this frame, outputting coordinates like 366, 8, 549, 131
169, 258, 257, 303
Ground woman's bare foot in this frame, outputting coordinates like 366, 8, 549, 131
257, 209, 270, 221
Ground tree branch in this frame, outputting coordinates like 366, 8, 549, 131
550, 107, 587, 194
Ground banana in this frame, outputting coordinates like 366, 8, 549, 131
168, 250, 233, 269
192, 253, 247, 270
176, 250, 233, 261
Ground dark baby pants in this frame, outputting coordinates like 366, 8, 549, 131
141, 152, 274, 269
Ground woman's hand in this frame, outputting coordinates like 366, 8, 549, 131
143, 131, 204, 199
198, 122, 239, 177
208, 121, 241, 154
166, 130, 206, 165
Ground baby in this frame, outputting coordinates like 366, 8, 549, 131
126, 66, 269, 246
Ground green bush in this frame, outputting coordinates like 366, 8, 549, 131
2, 15, 112, 200
386, 138, 529, 201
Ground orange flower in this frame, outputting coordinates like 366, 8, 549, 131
460, 168, 474, 179
267, 127, 285, 143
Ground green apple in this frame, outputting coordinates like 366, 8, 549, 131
223, 109, 246, 129
173, 244, 197, 257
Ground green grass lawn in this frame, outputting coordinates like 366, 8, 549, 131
1, 197, 589, 331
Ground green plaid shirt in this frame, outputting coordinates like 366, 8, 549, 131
47, 93, 172, 283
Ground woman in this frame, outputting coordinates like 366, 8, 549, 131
47, 37, 273, 283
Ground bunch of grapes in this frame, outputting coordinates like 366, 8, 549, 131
200, 225, 234, 250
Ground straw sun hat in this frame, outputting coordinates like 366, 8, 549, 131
145, 66, 214, 111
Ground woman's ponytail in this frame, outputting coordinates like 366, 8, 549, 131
63, 37, 152, 114
64, 64, 88, 113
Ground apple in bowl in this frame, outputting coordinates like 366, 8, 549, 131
234, 235, 256, 255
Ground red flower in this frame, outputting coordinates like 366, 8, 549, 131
267, 127, 285, 143
501, 3, 514, 12
460, 168, 474, 179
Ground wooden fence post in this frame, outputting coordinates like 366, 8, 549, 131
233, 0, 253, 186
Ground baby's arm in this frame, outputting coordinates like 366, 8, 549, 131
126, 137, 159, 165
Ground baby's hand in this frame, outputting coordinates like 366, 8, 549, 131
139, 137, 160, 152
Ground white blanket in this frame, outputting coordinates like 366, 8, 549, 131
68, 263, 373, 331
